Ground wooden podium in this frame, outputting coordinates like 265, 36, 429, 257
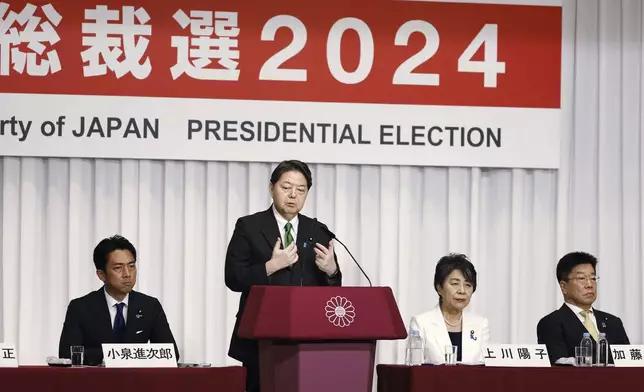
238, 286, 407, 392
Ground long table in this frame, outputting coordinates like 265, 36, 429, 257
0, 366, 246, 391
377, 364, 643, 392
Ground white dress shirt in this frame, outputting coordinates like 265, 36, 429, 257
104, 287, 129, 328
272, 204, 299, 246
565, 302, 598, 330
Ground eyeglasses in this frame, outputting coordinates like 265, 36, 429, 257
568, 276, 599, 284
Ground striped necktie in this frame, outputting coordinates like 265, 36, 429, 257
284, 222, 294, 247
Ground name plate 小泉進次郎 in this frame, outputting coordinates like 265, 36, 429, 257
102, 343, 177, 368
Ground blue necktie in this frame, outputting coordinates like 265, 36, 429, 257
113, 303, 126, 342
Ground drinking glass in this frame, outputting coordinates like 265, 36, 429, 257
71, 346, 84, 367
445, 345, 458, 365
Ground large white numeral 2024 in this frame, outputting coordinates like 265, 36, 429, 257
259, 15, 307, 81
456, 24, 506, 88
259, 15, 505, 88
327, 17, 374, 85
392, 20, 440, 86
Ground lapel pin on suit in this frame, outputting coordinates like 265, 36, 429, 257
470, 330, 477, 341
136, 309, 143, 319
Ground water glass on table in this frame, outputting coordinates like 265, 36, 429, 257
575, 346, 590, 367
71, 346, 84, 367
445, 345, 458, 365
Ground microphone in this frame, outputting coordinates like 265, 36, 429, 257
313, 218, 372, 287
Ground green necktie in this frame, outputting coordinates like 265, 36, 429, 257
284, 222, 294, 247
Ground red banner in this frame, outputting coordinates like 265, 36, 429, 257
0, 0, 561, 108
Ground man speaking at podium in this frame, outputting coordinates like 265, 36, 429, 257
225, 160, 342, 392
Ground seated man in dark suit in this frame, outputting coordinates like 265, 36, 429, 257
58, 235, 179, 365
225, 160, 342, 392
537, 251, 629, 365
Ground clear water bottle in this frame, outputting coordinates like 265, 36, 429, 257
595, 333, 608, 366
405, 330, 424, 366
580, 333, 593, 366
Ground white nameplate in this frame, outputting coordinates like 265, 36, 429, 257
610, 345, 644, 367
102, 343, 177, 368
0, 344, 18, 367
483, 344, 550, 367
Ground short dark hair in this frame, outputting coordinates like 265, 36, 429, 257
93, 235, 137, 271
434, 253, 477, 296
270, 160, 313, 189
556, 251, 597, 282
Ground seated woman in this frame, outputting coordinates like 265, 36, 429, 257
409, 253, 490, 365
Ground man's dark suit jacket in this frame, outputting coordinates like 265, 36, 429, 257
58, 288, 179, 365
537, 304, 630, 365
224, 206, 342, 364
